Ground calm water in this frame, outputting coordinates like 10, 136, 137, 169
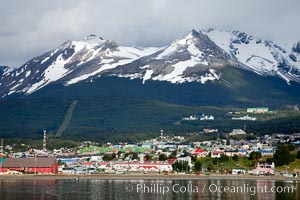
0, 178, 299, 200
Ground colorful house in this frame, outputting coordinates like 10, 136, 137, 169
193, 148, 209, 157
211, 150, 223, 158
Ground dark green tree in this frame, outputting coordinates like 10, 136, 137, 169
132, 152, 138, 160
172, 161, 190, 172
219, 154, 229, 162
158, 154, 168, 161
266, 157, 274, 163
194, 160, 202, 173
103, 154, 114, 161
248, 151, 262, 167
232, 154, 239, 161
145, 154, 152, 161
287, 144, 295, 151
191, 155, 197, 162
168, 150, 177, 159
182, 150, 190, 156
273, 145, 295, 166
248, 152, 262, 160
212, 157, 218, 165
207, 163, 214, 171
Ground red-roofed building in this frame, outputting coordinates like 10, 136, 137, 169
101, 161, 173, 172
81, 161, 94, 166
193, 148, 209, 157
211, 150, 223, 158
137, 165, 158, 172
0, 158, 58, 174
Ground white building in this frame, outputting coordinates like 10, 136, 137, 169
177, 156, 192, 167
182, 116, 198, 121
90, 156, 103, 162
229, 129, 247, 136
257, 161, 275, 170
200, 115, 214, 120
211, 150, 223, 158
232, 115, 256, 121
109, 162, 173, 172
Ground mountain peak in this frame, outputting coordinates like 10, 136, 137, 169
174, 29, 208, 46
70, 34, 109, 49
191, 29, 199, 35
293, 41, 300, 54
83, 34, 104, 41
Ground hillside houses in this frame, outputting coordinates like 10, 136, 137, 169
1, 128, 299, 176
182, 114, 215, 121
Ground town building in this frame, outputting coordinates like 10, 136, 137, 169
232, 115, 256, 121
0, 157, 58, 174
211, 150, 223, 158
247, 107, 269, 113
193, 148, 209, 158
257, 161, 275, 170
229, 129, 247, 136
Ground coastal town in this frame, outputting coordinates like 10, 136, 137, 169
1, 125, 300, 178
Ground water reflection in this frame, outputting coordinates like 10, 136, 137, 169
0, 178, 298, 200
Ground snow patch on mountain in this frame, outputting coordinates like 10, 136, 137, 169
25, 39, 102, 94
156, 44, 178, 59
0, 66, 13, 76
26, 54, 72, 94
156, 56, 207, 83
187, 43, 203, 57
41, 57, 50, 65
66, 58, 133, 85
203, 30, 232, 54
117, 73, 141, 80
199, 69, 221, 84
234, 39, 277, 73
142, 69, 153, 84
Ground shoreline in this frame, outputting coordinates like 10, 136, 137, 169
1, 174, 300, 181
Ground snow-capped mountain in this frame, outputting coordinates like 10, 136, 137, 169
0, 29, 300, 98
0, 66, 12, 76
111, 29, 232, 84
111, 29, 300, 85
0, 35, 159, 97
203, 29, 300, 84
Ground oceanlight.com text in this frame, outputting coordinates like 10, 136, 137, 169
124, 183, 297, 196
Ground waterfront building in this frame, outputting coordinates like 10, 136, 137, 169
0, 157, 58, 174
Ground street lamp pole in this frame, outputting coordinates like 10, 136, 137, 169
0, 139, 3, 173
34, 153, 37, 175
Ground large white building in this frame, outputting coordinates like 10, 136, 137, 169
105, 161, 173, 172
229, 129, 247, 136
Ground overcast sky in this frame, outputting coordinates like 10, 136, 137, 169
1, 0, 299, 67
